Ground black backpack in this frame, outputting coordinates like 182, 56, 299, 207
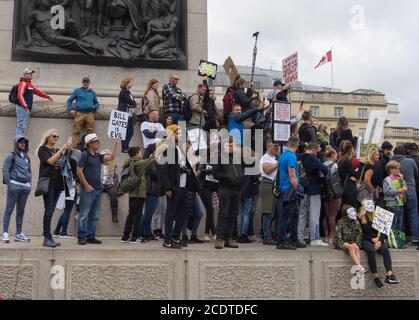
182, 95, 194, 122
298, 160, 310, 189
325, 163, 343, 200
119, 160, 141, 193
9, 85, 19, 104
2, 152, 31, 185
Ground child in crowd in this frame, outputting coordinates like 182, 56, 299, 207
383, 161, 407, 231
359, 200, 399, 288
334, 205, 366, 275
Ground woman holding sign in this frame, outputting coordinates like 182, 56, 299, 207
359, 200, 399, 288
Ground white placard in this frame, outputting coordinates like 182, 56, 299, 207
273, 123, 291, 143
372, 206, 395, 236
107, 110, 130, 140
188, 128, 208, 152
274, 102, 291, 122
364, 110, 388, 144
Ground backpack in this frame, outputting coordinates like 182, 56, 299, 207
222, 87, 235, 123
9, 85, 19, 104
325, 163, 343, 200
182, 95, 193, 122
119, 160, 140, 193
2, 152, 31, 185
298, 160, 310, 189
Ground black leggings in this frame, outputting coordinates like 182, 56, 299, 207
362, 240, 393, 274
200, 188, 216, 235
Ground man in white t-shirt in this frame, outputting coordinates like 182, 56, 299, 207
141, 111, 167, 149
259, 140, 279, 245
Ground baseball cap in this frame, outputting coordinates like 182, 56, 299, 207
273, 80, 286, 87
82, 77, 91, 83
22, 68, 35, 75
85, 133, 100, 145
406, 143, 418, 151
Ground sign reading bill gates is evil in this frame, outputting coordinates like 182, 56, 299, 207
282, 52, 298, 85
108, 110, 130, 140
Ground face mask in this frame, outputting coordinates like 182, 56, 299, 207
347, 208, 358, 221
363, 200, 375, 213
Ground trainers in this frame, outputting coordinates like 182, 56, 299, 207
290, 240, 307, 249
190, 236, 205, 244
78, 238, 87, 246
276, 243, 297, 251
311, 240, 329, 247
163, 241, 182, 249
86, 238, 102, 245
263, 237, 277, 246
130, 238, 144, 244
173, 238, 188, 247
2, 232, 10, 244
59, 233, 73, 239
385, 274, 400, 285
215, 238, 224, 250
121, 236, 130, 243
224, 238, 239, 249
237, 236, 252, 244
43, 237, 57, 248
375, 278, 384, 289
14, 233, 31, 243
53, 232, 60, 239
203, 234, 211, 242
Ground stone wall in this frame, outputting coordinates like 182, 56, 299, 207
1, 243, 418, 300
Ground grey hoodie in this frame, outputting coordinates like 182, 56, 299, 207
392, 155, 418, 192
2, 135, 32, 188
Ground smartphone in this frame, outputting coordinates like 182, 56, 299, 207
67, 136, 73, 145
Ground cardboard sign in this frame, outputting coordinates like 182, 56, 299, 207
187, 128, 208, 152
107, 110, 130, 140
282, 52, 298, 85
364, 110, 388, 144
198, 60, 218, 79
372, 206, 395, 236
223, 56, 240, 86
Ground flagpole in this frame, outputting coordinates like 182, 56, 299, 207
331, 47, 334, 93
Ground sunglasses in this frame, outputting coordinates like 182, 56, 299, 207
50, 135, 59, 139
172, 78, 180, 81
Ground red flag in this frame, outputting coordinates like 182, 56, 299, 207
315, 50, 332, 69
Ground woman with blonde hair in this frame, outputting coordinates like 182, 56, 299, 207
37, 129, 72, 248
118, 76, 136, 153
359, 200, 399, 288
143, 79, 161, 115
317, 123, 330, 145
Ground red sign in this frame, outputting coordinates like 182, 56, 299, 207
282, 52, 298, 85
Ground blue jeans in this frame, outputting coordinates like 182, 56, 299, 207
262, 199, 276, 240
121, 119, 134, 151
405, 192, 419, 241
15, 105, 30, 137
237, 198, 253, 237
55, 200, 75, 235
140, 195, 159, 237
3, 184, 30, 234
276, 197, 300, 245
165, 112, 184, 125
77, 188, 102, 239
182, 195, 203, 237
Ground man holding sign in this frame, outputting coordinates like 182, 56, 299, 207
359, 200, 399, 288
108, 110, 130, 141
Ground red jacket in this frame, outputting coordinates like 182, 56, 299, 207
17, 78, 50, 110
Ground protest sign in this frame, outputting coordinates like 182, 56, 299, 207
372, 206, 395, 236
282, 52, 298, 85
364, 110, 388, 144
187, 128, 207, 152
198, 60, 218, 79
223, 56, 240, 86
272, 102, 291, 143
107, 110, 130, 140
274, 102, 291, 122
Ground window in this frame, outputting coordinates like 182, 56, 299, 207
359, 128, 366, 139
334, 107, 344, 118
358, 108, 368, 119
310, 106, 320, 117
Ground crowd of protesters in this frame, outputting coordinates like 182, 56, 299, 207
2, 67, 419, 287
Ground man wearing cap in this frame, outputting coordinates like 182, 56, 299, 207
16, 68, 53, 136
76, 133, 119, 246
267, 80, 290, 104
67, 77, 100, 148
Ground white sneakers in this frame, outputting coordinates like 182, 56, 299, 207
1, 232, 31, 243
310, 240, 329, 247
2, 232, 10, 244
203, 234, 211, 242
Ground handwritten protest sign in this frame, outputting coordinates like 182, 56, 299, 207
282, 52, 298, 85
274, 102, 291, 122
107, 110, 130, 140
272, 102, 291, 143
198, 60, 218, 79
188, 128, 207, 152
372, 206, 395, 236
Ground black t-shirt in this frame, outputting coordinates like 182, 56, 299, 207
38, 146, 64, 190
358, 163, 374, 182
78, 151, 105, 189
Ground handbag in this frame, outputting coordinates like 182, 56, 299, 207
35, 177, 50, 197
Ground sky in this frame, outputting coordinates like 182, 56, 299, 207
207, 0, 419, 127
